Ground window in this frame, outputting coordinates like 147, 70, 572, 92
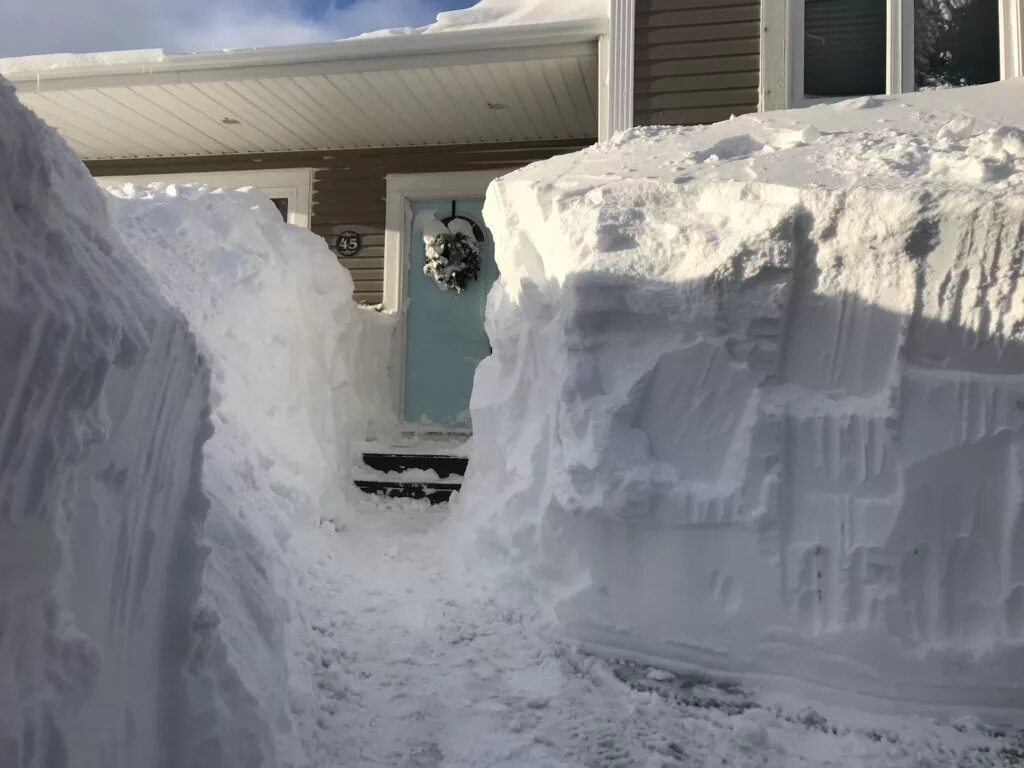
776, 0, 1024, 107
804, 0, 887, 98
269, 197, 289, 221
915, 0, 1000, 88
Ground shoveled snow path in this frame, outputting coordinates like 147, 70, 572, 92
293, 499, 1022, 768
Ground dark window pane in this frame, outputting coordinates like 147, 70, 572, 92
915, 0, 999, 89
804, 0, 887, 98
270, 197, 289, 221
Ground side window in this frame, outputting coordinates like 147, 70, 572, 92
803, 0, 887, 98
269, 197, 289, 221
915, 0, 1000, 88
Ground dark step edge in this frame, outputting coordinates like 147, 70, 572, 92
361, 453, 469, 479
354, 479, 459, 505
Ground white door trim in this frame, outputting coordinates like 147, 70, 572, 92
94, 167, 315, 229
383, 169, 506, 420
760, 0, 791, 111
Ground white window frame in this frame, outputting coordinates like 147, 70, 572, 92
93, 168, 314, 229
599, 0, 636, 140
382, 169, 505, 422
763, 0, 1024, 110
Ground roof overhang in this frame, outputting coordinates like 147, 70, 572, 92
2, 19, 605, 161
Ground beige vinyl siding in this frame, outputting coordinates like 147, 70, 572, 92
633, 0, 761, 127
87, 139, 588, 304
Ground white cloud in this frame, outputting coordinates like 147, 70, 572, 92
0, 0, 451, 57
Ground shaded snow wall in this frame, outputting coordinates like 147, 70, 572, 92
0, 79, 213, 767
105, 181, 371, 766
460, 84, 1024, 720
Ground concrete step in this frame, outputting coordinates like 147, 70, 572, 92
354, 452, 467, 505
361, 452, 468, 479
354, 479, 460, 505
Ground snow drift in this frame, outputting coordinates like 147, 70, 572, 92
461, 80, 1024, 720
103, 181, 366, 765
0, 78, 213, 767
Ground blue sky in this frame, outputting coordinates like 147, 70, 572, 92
0, 0, 473, 58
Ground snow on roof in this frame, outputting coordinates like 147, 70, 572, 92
360, 0, 606, 38
0, 49, 166, 77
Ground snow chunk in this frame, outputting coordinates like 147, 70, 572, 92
459, 79, 1024, 722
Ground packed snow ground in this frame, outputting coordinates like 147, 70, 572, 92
294, 496, 1023, 767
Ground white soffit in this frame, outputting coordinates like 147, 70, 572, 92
3, 21, 604, 161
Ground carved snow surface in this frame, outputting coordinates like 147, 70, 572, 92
459, 80, 1024, 719
0, 78, 213, 767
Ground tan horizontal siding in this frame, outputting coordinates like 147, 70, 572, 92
633, 104, 755, 125
634, 0, 761, 127
87, 139, 589, 305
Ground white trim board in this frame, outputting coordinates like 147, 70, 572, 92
600, 0, 636, 140
1002, 0, 1024, 78
382, 169, 505, 420
94, 168, 314, 229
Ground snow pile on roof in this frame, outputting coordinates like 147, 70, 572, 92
460, 79, 1024, 721
104, 181, 369, 764
358, 0, 605, 37
0, 48, 164, 76
426, 0, 605, 32
0, 77, 213, 767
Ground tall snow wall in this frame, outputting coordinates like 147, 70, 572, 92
461, 80, 1024, 720
105, 181, 369, 766
1, 75, 364, 767
0, 79, 213, 767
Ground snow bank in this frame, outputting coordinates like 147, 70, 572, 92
0, 78, 212, 767
461, 80, 1024, 721
104, 180, 369, 764
0, 70, 367, 766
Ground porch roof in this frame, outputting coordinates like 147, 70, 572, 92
1, 20, 604, 161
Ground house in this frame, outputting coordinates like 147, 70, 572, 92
4, 0, 1021, 434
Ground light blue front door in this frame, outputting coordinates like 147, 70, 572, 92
403, 198, 497, 427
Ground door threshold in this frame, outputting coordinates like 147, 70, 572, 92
358, 428, 471, 457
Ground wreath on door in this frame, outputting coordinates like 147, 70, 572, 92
422, 204, 485, 294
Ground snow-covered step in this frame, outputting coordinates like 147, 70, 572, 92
362, 452, 468, 479
354, 452, 466, 505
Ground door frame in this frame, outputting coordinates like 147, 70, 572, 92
382, 169, 505, 422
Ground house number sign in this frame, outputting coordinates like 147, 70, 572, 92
334, 231, 362, 257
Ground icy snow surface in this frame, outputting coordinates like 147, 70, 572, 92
296, 498, 1023, 766
459, 79, 1024, 721
0, 78, 212, 767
